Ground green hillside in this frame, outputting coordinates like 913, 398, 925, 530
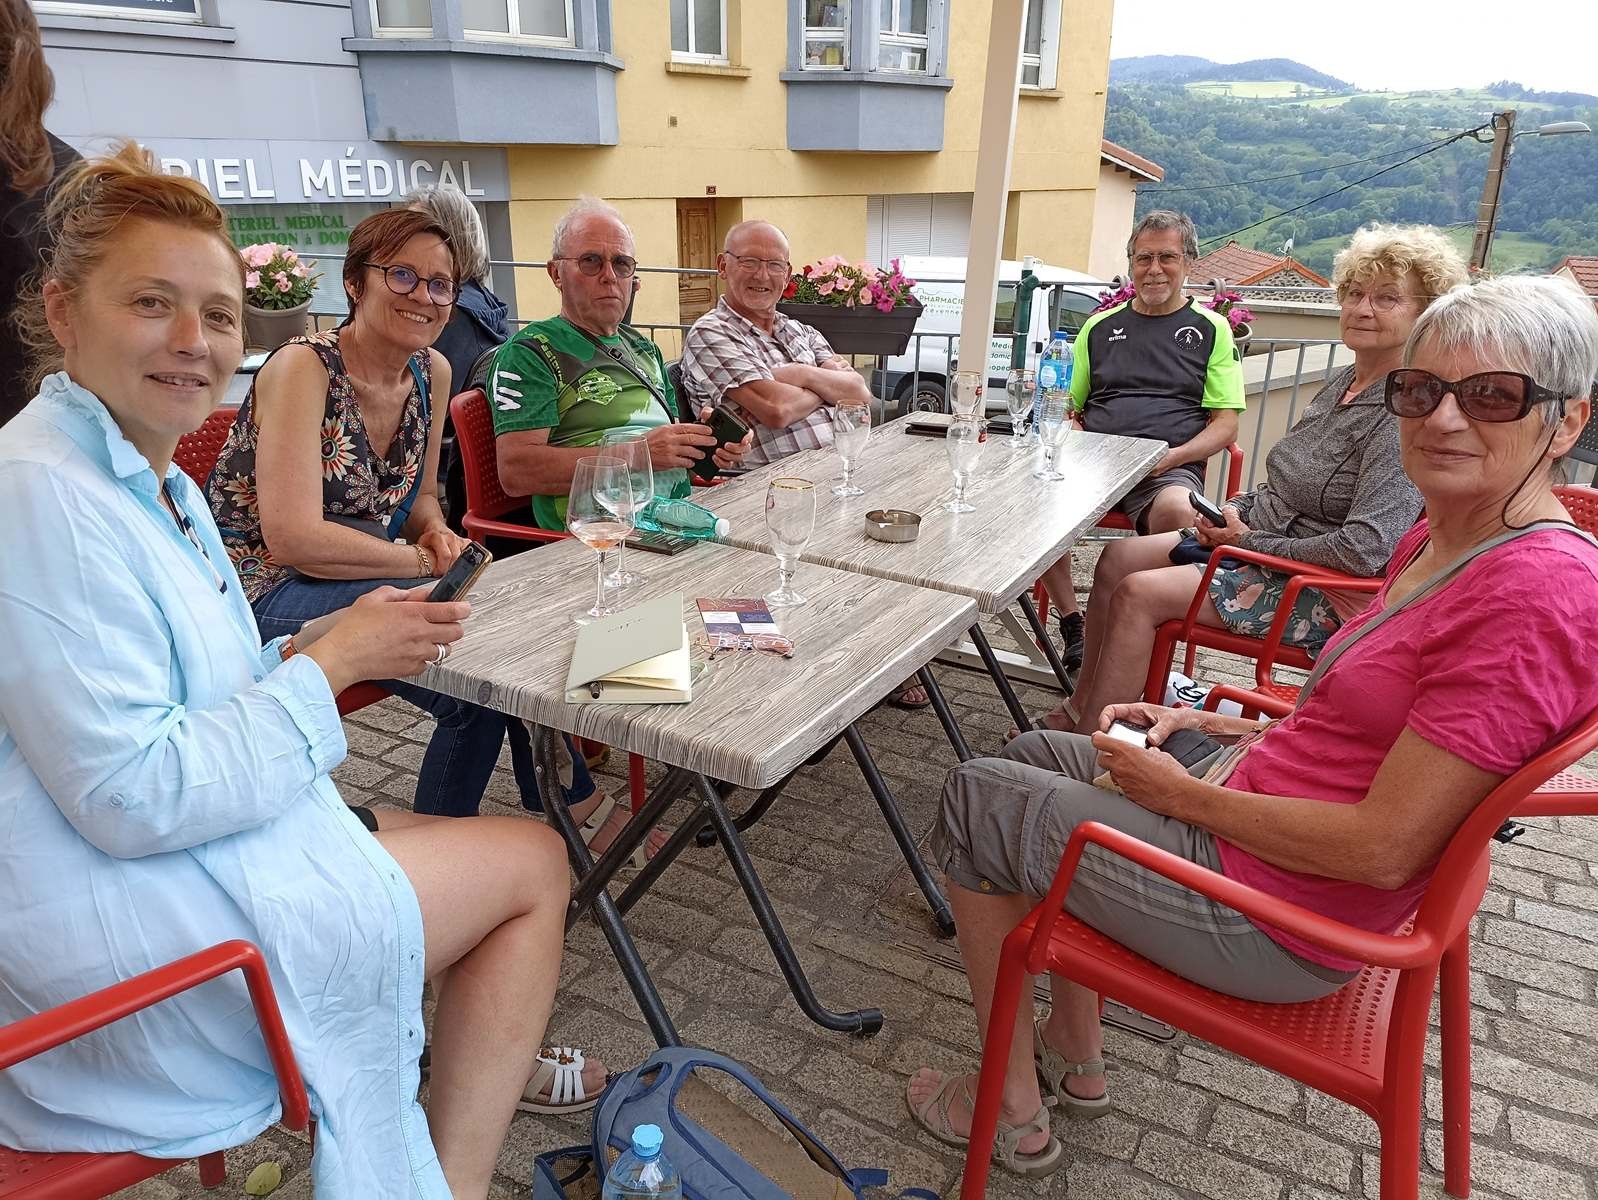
1106, 78, 1598, 276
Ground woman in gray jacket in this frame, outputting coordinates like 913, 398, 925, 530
1047, 224, 1469, 734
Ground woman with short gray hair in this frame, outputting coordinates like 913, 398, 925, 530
907, 273, 1598, 1179
405, 185, 510, 531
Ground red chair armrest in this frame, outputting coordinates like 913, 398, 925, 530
0, 940, 309, 1130
1203, 683, 1293, 719
1222, 443, 1243, 499
463, 517, 570, 545
1254, 572, 1381, 686
1027, 822, 1439, 973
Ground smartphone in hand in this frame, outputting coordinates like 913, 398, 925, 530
427, 541, 492, 602
692, 406, 751, 482
1106, 719, 1151, 749
1189, 489, 1227, 527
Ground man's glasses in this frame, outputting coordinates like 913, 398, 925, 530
365, 263, 457, 306
1130, 251, 1187, 269
1384, 368, 1565, 423
555, 253, 638, 279
1338, 285, 1421, 314
727, 254, 791, 276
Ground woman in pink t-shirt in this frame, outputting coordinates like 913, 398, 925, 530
906, 275, 1598, 1179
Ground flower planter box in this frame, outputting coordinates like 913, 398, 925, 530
244, 300, 312, 353
776, 299, 923, 356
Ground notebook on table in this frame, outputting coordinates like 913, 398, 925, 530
564, 591, 692, 704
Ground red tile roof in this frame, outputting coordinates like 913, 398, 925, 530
1555, 256, 1598, 298
1191, 240, 1330, 288
1100, 138, 1164, 183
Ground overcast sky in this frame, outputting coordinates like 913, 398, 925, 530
1109, 0, 1598, 95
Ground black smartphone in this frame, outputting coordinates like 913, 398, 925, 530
1189, 489, 1227, 527
904, 418, 952, 438
692, 406, 751, 482
427, 541, 492, 602
625, 530, 696, 556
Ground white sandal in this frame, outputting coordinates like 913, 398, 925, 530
518, 1045, 606, 1115
904, 1070, 1063, 1178
1034, 1019, 1111, 1119
576, 792, 653, 870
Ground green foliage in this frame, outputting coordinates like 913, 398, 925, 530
1109, 82, 1598, 275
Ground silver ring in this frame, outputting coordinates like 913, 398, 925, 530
427, 642, 447, 667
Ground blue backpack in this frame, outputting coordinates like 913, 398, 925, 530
532, 1047, 934, 1200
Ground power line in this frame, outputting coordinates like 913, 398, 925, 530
1142, 134, 1461, 194
1196, 131, 1478, 248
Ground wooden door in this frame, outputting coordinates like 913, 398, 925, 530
677, 198, 718, 325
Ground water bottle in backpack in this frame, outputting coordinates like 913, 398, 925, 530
602, 1123, 682, 1200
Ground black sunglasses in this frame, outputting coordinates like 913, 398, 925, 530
365, 262, 457, 306
1384, 368, 1566, 424
554, 253, 638, 279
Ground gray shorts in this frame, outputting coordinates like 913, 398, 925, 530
932, 730, 1356, 1004
1115, 465, 1204, 534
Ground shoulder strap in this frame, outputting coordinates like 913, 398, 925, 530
1295, 521, 1598, 709
384, 355, 431, 540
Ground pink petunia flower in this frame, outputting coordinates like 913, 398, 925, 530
292, 263, 308, 278
858, 286, 872, 303
817, 279, 835, 295
274, 273, 292, 293
876, 298, 895, 312
245, 270, 261, 290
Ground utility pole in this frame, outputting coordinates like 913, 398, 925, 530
1469, 110, 1516, 271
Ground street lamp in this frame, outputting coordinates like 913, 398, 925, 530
1470, 111, 1594, 271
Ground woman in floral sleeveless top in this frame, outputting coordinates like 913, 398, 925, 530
206, 213, 610, 841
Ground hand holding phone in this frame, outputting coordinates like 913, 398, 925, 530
427, 541, 492, 602
1106, 719, 1151, 749
692, 406, 751, 481
1189, 488, 1227, 527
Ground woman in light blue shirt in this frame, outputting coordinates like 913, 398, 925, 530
0, 144, 573, 1199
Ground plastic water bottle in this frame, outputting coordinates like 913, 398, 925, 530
1036, 331, 1069, 396
602, 1124, 682, 1200
1163, 671, 1244, 717
634, 497, 729, 539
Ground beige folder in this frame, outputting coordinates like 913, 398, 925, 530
564, 591, 691, 704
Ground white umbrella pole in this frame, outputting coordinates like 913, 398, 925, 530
956, 0, 1027, 394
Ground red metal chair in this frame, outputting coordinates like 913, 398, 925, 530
1032, 443, 1244, 628
449, 387, 648, 809
962, 705, 1598, 1200
174, 411, 389, 720
0, 940, 308, 1199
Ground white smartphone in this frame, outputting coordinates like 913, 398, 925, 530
1106, 720, 1151, 749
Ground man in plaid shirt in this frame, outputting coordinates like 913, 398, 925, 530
680, 220, 873, 467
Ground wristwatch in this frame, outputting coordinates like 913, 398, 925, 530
280, 635, 298, 663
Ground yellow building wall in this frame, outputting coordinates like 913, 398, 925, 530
1089, 165, 1139, 282
504, 0, 1115, 314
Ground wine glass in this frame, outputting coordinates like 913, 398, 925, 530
950, 370, 984, 420
765, 477, 816, 608
830, 400, 871, 496
1004, 368, 1035, 451
567, 456, 634, 624
944, 419, 982, 513
1033, 391, 1071, 482
600, 429, 654, 589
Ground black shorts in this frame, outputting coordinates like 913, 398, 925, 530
349, 804, 380, 834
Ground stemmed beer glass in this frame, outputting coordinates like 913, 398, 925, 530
765, 477, 816, 607
567, 456, 634, 623
1033, 392, 1071, 482
830, 400, 871, 496
600, 429, 654, 589
944, 419, 981, 513
1004, 367, 1035, 451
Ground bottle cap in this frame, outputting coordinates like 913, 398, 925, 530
632, 1123, 664, 1159
712, 517, 730, 537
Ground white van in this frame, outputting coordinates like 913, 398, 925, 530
880, 256, 1105, 414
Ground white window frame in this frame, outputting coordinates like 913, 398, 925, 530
369, 0, 431, 37
31, 0, 203, 24
1019, 0, 1061, 90
802, 0, 849, 71
461, 0, 574, 46
670, 0, 728, 64
876, 0, 928, 75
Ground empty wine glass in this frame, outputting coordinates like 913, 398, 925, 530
1004, 367, 1035, 451
567, 456, 634, 624
600, 429, 654, 589
830, 400, 871, 496
1033, 391, 1071, 482
944, 418, 982, 513
765, 477, 816, 608
950, 370, 984, 420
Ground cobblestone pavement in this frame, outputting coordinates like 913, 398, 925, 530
115, 561, 1598, 1200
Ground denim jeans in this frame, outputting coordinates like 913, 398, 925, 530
253, 573, 595, 817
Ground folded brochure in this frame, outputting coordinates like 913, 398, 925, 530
565, 591, 691, 704
695, 596, 781, 638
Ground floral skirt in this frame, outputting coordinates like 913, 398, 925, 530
1207, 564, 1341, 657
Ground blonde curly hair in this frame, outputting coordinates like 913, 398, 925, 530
1332, 223, 1469, 308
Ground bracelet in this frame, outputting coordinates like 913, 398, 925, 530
414, 544, 433, 577
280, 634, 297, 663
